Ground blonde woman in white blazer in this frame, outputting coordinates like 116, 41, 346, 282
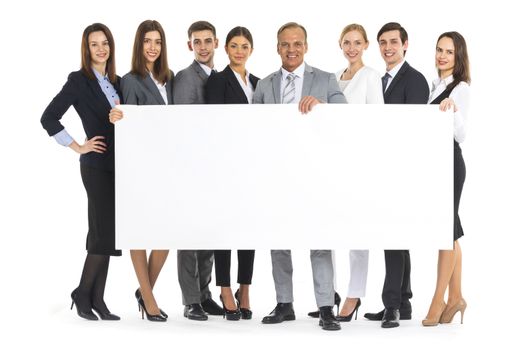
335, 24, 383, 321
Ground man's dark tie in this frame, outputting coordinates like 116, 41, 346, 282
382, 72, 391, 92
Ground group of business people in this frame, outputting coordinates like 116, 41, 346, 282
41, 19, 470, 331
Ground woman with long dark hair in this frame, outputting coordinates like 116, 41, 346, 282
422, 31, 471, 326
41, 23, 122, 321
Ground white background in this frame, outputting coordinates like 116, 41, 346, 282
1, 0, 523, 348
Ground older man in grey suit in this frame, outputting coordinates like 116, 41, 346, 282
172, 20, 223, 321
254, 22, 346, 331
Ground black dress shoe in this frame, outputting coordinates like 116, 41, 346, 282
201, 298, 224, 316
318, 306, 341, 331
135, 288, 168, 319
234, 289, 253, 320
308, 292, 341, 318
364, 307, 412, 321
70, 289, 98, 321
184, 304, 208, 321
261, 303, 295, 324
92, 304, 120, 321
381, 308, 400, 328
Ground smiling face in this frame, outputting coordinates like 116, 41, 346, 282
435, 36, 455, 78
226, 35, 253, 68
88, 31, 110, 67
188, 30, 218, 67
143, 30, 162, 70
340, 30, 368, 65
277, 27, 308, 72
378, 29, 407, 71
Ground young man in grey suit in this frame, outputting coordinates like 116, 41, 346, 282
172, 20, 223, 321
253, 22, 347, 331
363, 22, 429, 329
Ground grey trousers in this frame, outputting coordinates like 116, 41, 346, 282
177, 250, 214, 305
271, 249, 335, 307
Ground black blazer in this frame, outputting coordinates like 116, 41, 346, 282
41, 70, 122, 171
384, 61, 429, 104
205, 65, 260, 104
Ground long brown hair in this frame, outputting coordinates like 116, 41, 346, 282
437, 31, 471, 91
131, 20, 170, 85
81, 23, 116, 83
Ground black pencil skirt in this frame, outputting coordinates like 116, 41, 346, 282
80, 164, 122, 256
454, 142, 466, 241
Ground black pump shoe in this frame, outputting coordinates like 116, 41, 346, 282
336, 298, 361, 322
220, 295, 241, 321
308, 292, 341, 318
135, 288, 168, 319
136, 293, 166, 322
70, 289, 98, 321
234, 289, 252, 320
92, 305, 120, 321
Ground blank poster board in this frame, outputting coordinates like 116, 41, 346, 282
115, 104, 452, 250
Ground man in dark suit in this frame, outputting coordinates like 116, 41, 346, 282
172, 20, 223, 321
363, 22, 429, 328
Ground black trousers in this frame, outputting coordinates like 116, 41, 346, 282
382, 250, 411, 309
214, 250, 255, 287
80, 164, 121, 256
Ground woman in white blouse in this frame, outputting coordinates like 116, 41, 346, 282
422, 31, 470, 326
308, 24, 383, 322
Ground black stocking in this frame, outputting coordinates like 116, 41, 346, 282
76, 254, 110, 312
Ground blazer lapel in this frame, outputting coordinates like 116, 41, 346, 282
301, 63, 314, 98
191, 60, 209, 83
384, 61, 409, 99
166, 71, 174, 105
272, 70, 282, 103
141, 75, 166, 105
225, 66, 248, 103
85, 75, 111, 113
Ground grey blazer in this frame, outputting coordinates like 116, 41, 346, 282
253, 63, 346, 104
172, 60, 209, 104
121, 71, 174, 105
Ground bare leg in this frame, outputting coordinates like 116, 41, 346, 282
148, 250, 169, 288
339, 298, 359, 317
130, 249, 160, 315
239, 284, 250, 309
446, 241, 463, 305
220, 286, 236, 310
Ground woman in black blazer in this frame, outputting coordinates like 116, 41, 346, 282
40, 23, 122, 321
205, 26, 259, 320
110, 20, 173, 322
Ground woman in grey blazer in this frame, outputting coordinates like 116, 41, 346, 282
111, 20, 174, 322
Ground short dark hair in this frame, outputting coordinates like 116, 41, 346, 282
225, 26, 253, 47
131, 20, 170, 85
187, 21, 216, 39
377, 22, 408, 43
277, 22, 307, 43
81, 23, 117, 83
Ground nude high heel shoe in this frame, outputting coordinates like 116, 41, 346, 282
422, 300, 446, 326
440, 298, 467, 324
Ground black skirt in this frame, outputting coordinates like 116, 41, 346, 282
454, 142, 465, 241
80, 164, 122, 256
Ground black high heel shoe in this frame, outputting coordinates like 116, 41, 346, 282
307, 292, 341, 318
220, 294, 241, 321
70, 289, 98, 321
336, 298, 361, 322
92, 299, 120, 321
234, 289, 252, 320
135, 288, 168, 319
135, 291, 166, 322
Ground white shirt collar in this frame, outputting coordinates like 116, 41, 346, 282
432, 74, 454, 90
198, 62, 214, 76
281, 61, 306, 81
386, 59, 406, 79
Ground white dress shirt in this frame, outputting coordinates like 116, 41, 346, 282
232, 68, 254, 104
280, 62, 306, 104
149, 72, 168, 105
384, 59, 405, 91
429, 75, 470, 143
199, 62, 214, 77
336, 66, 384, 104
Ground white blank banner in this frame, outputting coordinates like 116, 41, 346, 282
115, 104, 452, 250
